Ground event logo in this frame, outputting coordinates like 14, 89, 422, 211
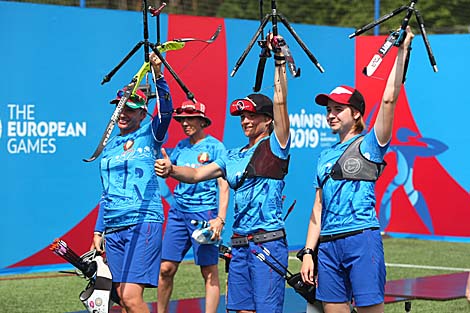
3, 104, 87, 154
289, 108, 336, 149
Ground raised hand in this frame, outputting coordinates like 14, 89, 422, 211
149, 51, 162, 77
402, 25, 415, 49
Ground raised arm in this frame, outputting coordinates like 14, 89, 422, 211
375, 26, 414, 145
271, 37, 290, 148
149, 52, 173, 142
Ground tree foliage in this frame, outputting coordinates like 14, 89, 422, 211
212, 0, 470, 34
12, 0, 470, 33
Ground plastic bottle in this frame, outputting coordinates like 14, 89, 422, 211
191, 220, 220, 245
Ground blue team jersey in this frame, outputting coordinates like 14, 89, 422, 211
99, 122, 165, 228
170, 135, 226, 213
214, 133, 290, 235
314, 130, 389, 236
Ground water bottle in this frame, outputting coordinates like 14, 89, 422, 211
191, 220, 220, 245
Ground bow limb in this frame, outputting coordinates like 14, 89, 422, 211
156, 41, 186, 53
172, 25, 222, 44
152, 25, 221, 56
145, 26, 222, 103
131, 62, 151, 94
161, 25, 222, 75
134, 31, 215, 92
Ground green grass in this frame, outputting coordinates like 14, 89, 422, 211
1, 238, 469, 312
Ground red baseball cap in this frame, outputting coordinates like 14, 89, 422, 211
315, 85, 365, 115
173, 100, 212, 127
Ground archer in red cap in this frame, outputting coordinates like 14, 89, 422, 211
300, 26, 416, 313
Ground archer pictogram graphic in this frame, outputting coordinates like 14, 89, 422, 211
379, 127, 447, 234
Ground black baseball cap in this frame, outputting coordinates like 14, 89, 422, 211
229, 93, 273, 118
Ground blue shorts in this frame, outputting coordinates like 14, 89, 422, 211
226, 238, 288, 313
162, 208, 219, 266
317, 228, 385, 306
105, 222, 162, 287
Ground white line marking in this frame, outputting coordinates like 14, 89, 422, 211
289, 257, 470, 272
386, 263, 470, 272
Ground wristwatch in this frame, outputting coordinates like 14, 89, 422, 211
296, 247, 316, 261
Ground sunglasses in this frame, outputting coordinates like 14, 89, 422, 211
174, 107, 203, 114
117, 90, 146, 103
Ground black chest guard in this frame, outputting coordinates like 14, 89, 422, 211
234, 138, 290, 190
322, 136, 386, 187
